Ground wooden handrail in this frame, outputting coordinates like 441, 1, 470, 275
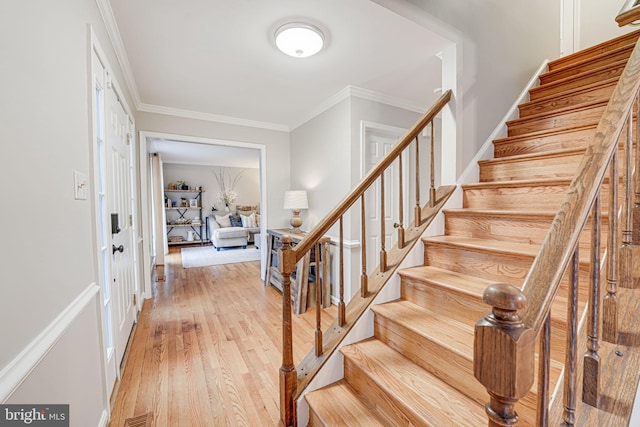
519, 40, 640, 333
278, 90, 454, 426
289, 90, 452, 260
617, 0, 640, 27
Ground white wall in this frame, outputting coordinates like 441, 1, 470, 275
137, 112, 291, 230
0, 0, 133, 423
579, 0, 636, 49
290, 94, 424, 302
374, 0, 561, 179
163, 163, 260, 225
290, 98, 351, 233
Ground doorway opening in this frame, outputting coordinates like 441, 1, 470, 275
138, 132, 268, 298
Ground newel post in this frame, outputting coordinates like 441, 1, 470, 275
279, 236, 297, 427
474, 284, 536, 426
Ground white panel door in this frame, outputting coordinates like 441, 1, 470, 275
106, 87, 136, 368
363, 128, 407, 275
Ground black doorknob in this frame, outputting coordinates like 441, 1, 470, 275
112, 244, 124, 254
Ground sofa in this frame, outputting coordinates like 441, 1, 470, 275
209, 208, 260, 251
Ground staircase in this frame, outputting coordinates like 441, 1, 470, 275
304, 31, 640, 426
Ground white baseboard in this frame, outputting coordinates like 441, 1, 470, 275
98, 409, 109, 427
0, 283, 100, 402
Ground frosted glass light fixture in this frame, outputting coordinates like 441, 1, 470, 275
275, 23, 324, 58
283, 190, 309, 232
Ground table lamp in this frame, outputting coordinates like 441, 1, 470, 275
283, 190, 308, 232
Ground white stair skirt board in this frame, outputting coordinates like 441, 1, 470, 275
181, 246, 261, 268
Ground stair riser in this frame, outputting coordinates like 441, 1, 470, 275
423, 244, 590, 287
540, 46, 634, 85
530, 64, 625, 101
373, 314, 488, 406
507, 104, 606, 137
494, 125, 598, 158
548, 32, 639, 71
401, 273, 587, 332
343, 355, 424, 426
308, 411, 323, 426
445, 214, 608, 254
479, 152, 584, 182
463, 182, 612, 211
400, 276, 489, 326
519, 82, 615, 118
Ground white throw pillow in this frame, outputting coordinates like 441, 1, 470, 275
240, 212, 256, 228
215, 214, 232, 228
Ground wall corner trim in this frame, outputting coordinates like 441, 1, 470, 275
0, 283, 100, 402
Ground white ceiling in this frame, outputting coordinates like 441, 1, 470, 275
107, 0, 451, 166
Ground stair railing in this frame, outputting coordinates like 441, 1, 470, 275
278, 90, 455, 427
474, 37, 640, 425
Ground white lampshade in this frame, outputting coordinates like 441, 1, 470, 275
283, 190, 309, 210
275, 23, 324, 58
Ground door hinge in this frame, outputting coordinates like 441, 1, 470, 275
129, 214, 133, 226
133, 294, 137, 306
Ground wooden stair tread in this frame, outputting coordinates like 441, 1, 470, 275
372, 300, 474, 357
422, 235, 542, 257
422, 235, 592, 265
518, 77, 617, 115
305, 380, 387, 426
462, 176, 572, 190
444, 208, 608, 219
541, 43, 635, 83
495, 122, 598, 145
493, 122, 597, 147
529, 58, 627, 99
398, 264, 583, 331
399, 265, 495, 298
478, 146, 585, 166
341, 339, 487, 426
547, 29, 640, 70
536, 58, 627, 90
507, 99, 608, 127
444, 208, 557, 218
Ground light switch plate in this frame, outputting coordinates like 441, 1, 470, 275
74, 170, 88, 200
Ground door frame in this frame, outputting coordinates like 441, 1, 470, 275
359, 121, 410, 274
138, 131, 269, 298
89, 27, 140, 407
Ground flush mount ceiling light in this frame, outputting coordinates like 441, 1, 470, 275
275, 22, 324, 58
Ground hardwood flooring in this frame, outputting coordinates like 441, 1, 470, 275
108, 247, 336, 426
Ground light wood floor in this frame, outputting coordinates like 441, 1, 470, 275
108, 247, 336, 426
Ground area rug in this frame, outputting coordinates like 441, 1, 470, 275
181, 246, 261, 268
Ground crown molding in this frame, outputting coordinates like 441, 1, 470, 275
291, 85, 428, 130
349, 86, 428, 113
95, 0, 142, 107
93, 1, 427, 134
138, 103, 290, 132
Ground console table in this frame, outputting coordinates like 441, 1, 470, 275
265, 228, 331, 314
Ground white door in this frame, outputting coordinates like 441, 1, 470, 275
106, 87, 136, 368
363, 125, 408, 275
92, 53, 117, 392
